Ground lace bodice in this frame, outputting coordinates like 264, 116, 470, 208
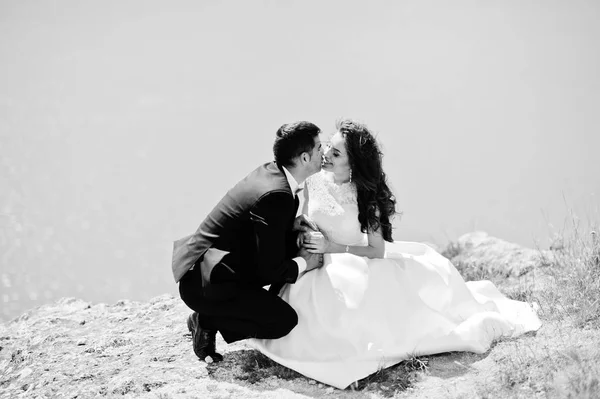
306, 171, 367, 246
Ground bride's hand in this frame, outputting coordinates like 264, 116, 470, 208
303, 231, 330, 254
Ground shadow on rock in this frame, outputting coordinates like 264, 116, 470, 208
206, 348, 429, 398
425, 350, 491, 380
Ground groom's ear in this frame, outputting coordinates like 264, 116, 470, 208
300, 152, 310, 164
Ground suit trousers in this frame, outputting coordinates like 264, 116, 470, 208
178, 264, 298, 344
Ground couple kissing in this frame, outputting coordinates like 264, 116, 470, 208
171, 119, 541, 389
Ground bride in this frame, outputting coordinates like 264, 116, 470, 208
250, 119, 542, 389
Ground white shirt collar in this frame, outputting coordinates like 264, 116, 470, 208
282, 166, 302, 194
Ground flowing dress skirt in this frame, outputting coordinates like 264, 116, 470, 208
250, 241, 541, 389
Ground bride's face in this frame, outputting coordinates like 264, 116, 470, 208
322, 132, 351, 179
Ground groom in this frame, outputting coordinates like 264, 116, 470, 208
173, 121, 324, 362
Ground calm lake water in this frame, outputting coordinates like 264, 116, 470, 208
1, 1, 599, 321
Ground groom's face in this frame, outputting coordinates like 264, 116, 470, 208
306, 135, 323, 175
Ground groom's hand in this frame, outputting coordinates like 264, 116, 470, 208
298, 247, 324, 272
303, 231, 329, 254
293, 214, 318, 233
296, 230, 316, 249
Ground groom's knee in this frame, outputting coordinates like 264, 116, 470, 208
271, 305, 298, 338
282, 306, 299, 334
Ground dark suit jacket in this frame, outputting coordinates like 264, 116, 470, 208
171, 162, 299, 297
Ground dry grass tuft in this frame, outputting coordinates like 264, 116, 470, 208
474, 212, 600, 398
536, 219, 600, 329
351, 355, 429, 397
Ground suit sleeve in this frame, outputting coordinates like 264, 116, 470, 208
250, 192, 299, 284
285, 227, 300, 258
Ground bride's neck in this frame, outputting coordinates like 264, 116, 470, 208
331, 171, 350, 186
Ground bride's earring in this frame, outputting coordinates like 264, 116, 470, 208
349, 169, 352, 183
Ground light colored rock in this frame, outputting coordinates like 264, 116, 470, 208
19, 367, 33, 379
446, 231, 552, 278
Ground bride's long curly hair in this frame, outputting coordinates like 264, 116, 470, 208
337, 119, 398, 242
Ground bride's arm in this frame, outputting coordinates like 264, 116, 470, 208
325, 229, 385, 259
305, 227, 386, 259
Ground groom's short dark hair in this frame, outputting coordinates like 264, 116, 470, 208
273, 121, 321, 168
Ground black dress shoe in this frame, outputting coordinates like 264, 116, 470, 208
187, 312, 224, 362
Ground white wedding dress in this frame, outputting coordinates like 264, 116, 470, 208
250, 171, 542, 389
